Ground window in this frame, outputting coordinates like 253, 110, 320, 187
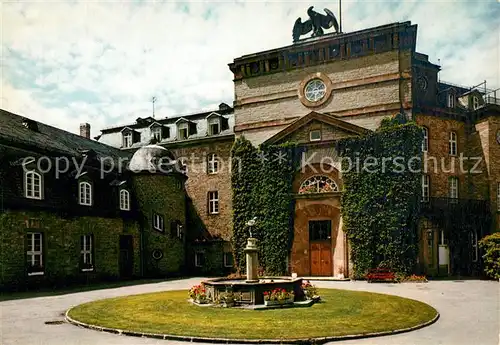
309, 220, 331, 241
151, 126, 162, 141
208, 191, 219, 214
447, 93, 455, 108
304, 79, 327, 102
224, 252, 234, 267
426, 229, 434, 268
299, 175, 339, 194
123, 132, 132, 148
26, 232, 43, 275
472, 96, 480, 110
25, 171, 42, 200
195, 252, 205, 267
309, 129, 321, 141
153, 214, 164, 231
80, 235, 93, 271
170, 221, 183, 240
448, 177, 459, 201
208, 117, 220, 135
470, 231, 478, 262
439, 230, 448, 246
422, 175, 430, 202
207, 153, 219, 174
178, 123, 188, 140
497, 182, 500, 211
422, 127, 428, 152
119, 189, 130, 211
449, 132, 457, 156
78, 181, 92, 206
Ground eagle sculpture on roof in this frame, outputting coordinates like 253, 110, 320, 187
293, 6, 340, 43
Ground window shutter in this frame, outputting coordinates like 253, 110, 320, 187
132, 130, 141, 143
221, 117, 229, 131
188, 122, 197, 135
162, 126, 170, 139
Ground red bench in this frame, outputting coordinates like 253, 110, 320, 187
366, 268, 395, 283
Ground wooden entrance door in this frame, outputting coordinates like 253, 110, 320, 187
119, 235, 134, 278
309, 220, 332, 276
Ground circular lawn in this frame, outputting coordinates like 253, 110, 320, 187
67, 288, 438, 341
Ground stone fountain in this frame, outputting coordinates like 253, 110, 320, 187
203, 220, 303, 305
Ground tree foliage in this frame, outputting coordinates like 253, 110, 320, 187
479, 232, 500, 279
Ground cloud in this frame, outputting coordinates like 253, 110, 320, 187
2, 0, 499, 138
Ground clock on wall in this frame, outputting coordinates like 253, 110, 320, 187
496, 130, 500, 145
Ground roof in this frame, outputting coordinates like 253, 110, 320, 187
0, 109, 131, 163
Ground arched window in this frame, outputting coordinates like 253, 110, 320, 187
79, 181, 92, 206
25, 171, 42, 199
422, 127, 428, 152
119, 189, 130, 211
299, 175, 339, 194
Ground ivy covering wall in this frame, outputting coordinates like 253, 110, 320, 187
231, 137, 296, 275
337, 117, 423, 277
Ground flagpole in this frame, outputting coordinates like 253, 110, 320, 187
339, 0, 342, 33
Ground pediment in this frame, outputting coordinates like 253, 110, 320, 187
263, 111, 370, 145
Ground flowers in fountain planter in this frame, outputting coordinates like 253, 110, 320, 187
188, 284, 208, 304
263, 288, 294, 305
301, 280, 318, 299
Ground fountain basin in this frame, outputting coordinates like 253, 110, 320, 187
202, 277, 304, 305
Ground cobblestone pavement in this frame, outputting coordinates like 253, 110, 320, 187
0, 277, 498, 345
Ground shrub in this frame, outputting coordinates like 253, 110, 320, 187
479, 233, 500, 279
301, 280, 318, 298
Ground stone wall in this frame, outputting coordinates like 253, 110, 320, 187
0, 211, 140, 290
131, 173, 186, 276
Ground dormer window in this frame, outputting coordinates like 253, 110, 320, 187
150, 123, 170, 142
22, 118, 38, 131
176, 118, 197, 140
208, 117, 220, 135
178, 123, 188, 140
151, 126, 161, 141
121, 127, 141, 148
79, 181, 92, 206
472, 96, 480, 110
447, 93, 455, 108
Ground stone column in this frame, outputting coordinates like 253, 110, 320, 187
244, 238, 259, 283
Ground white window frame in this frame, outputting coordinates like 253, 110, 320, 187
119, 189, 130, 211
497, 182, 500, 211
178, 123, 188, 140
422, 175, 430, 202
153, 213, 164, 231
208, 191, 219, 214
207, 153, 219, 174
195, 252, 204, 267
447, 93, 455, 108
79, 181, 92, 206
449, 177, 459, 200
449, 131, 457, 156
27, 232, 43, 276
422, 127, 428, 152
223, 252, 233, 267
151, 126, 162, 141
309, 129, 321, 142
81, 235, 93, 271
208, 117, 220, 135
25, 170, 42, 200
472, 96, 480, 110
123, 132, 132, 148
470, 231, 478, 262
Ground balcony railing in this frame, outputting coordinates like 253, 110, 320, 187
485, 95, 500, 106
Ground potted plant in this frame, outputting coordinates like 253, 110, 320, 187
263, 288, 294, 306
188, 284, 209, 304
301, 280, 318, 300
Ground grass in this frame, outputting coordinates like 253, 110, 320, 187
0, 278, 173, 302
68, 288, 438, 340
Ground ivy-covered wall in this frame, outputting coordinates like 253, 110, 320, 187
0, 210, 140, 290
337, 117, 423, 277
231, 137, 296, 275
131, 173, 186, 277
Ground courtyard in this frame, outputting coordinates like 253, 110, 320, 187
0, 277, 498, 345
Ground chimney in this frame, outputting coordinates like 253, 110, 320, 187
80, 123, 91, 139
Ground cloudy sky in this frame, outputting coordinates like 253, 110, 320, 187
2, 1, 499, 138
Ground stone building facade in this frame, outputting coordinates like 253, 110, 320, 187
98, 21, 498, 278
